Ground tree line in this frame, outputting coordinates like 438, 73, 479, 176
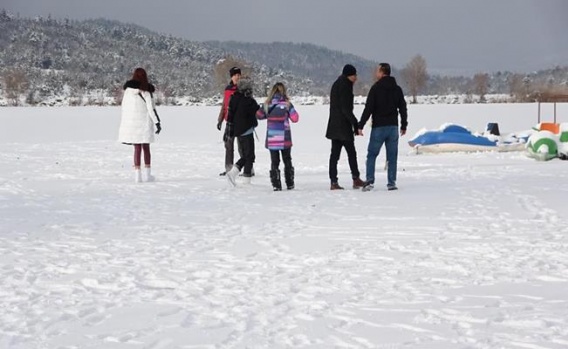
400, 55, 568, 103
1, 10, 567, 106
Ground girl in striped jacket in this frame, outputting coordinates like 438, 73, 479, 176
256, 82, 299, 191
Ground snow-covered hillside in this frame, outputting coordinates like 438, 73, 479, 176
2, 12, 567, 107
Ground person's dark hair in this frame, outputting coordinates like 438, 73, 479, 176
132, 68, 150, 91
229, 67, 241, 77
342, 64, 357, 77
378, 63, 391, 76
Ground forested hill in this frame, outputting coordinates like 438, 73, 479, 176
1, 10, 566, 106
205, 41, 382, 94
0, 12, 315, 101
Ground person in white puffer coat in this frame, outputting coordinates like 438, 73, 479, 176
118, 67, 162, 183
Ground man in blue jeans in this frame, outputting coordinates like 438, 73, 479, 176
358, 63, 408, 191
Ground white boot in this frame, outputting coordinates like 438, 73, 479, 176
144, 167, 155, 182
241, 176, 251, 185
134, 169, 142, 183
226, 166, 240, 187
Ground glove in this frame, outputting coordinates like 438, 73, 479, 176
155, 123, 162, 134
223, 122, 234, 142
216, 120, 223, 131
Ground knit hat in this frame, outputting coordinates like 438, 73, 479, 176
229, 67, 241, 77
342, 64, 357, 77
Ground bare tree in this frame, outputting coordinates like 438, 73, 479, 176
473, 73, 490, 103
401, 54, 428, 103
532, 82, 568, 102
522, 76, 532, 100
112, 85, 123, 106
3, 70, 29, 106
25, 90, 38, 106
508, 74, 524, 101
158, 85, 174, 105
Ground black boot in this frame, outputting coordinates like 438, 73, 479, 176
270, 170, 282, 191
284, 166, 295, 190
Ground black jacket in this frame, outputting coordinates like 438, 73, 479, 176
227, 91, 260, 137
358, 76, 408, 130
326, 75, 359, 141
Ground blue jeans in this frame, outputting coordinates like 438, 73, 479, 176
366, 126, 399, 187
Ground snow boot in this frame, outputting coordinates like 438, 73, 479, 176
239, 167, 255, 177
144, 167, 155, 182
270, 169, 282, 191
241, 175, 252, 185
284, 167, 295, 190
134, 168, 142, 183
227, 166, 240, 187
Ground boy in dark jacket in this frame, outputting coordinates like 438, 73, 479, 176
326, 64, 365, 190
225, 78, 260, 186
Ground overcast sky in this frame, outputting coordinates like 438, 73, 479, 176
3, 0, 567, 75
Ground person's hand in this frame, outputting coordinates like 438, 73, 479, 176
223, 122, 234, 142
356, 129, 363, 136
155, 123, 162, 134
216, 120, 222, 131
400, 129, 406, 136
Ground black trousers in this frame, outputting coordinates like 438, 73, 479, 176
235, 134, 255, 176
270, 149, 293, 171
224, 134, 243, 172
329, 139, 360, 183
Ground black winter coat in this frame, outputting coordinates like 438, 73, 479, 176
326, 75, 359, 141
227, 91, 260, 137
358, 76, 408, 130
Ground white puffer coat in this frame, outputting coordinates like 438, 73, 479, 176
118, 88, 159, 144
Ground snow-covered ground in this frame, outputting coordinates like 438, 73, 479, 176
1, 103, 568, 349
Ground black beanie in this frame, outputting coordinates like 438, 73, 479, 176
229, 67, 241, 77
342, 64, 357, 77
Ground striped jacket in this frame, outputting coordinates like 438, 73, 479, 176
256, 94, 299, 150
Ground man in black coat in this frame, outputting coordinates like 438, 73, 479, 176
358, 63, 408, 191
325, 64, 365, 190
